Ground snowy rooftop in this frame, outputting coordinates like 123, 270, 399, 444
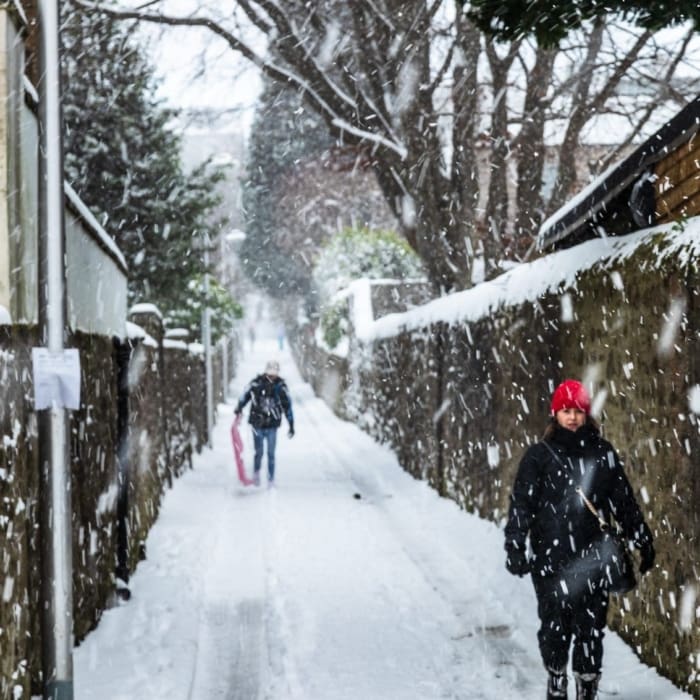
163, 338, 189, 351
164, 328, 191, 340
65, 182, 128, 271
126, 320, 146, 340
538, 96, 700, 250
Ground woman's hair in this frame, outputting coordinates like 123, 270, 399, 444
543, 414, 600, 439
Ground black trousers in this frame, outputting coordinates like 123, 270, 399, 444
532, 570, 609, 674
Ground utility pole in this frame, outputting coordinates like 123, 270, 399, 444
36, 1, 74, 698
202, 235, 214, 447
221, 336, 229, 400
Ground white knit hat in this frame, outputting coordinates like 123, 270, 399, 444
264, 360, 280, 375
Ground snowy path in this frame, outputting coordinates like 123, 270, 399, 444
74, 329, 690, 700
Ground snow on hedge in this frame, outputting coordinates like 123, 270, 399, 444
313, 227, 424, 300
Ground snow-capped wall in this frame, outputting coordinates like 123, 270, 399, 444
0, 308, 237, 696
343, 221, 700, 695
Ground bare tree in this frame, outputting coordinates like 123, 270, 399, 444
72, 1, 700, 291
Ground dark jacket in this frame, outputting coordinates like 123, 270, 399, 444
236, 374, 293, 430
505, 423, 652, 577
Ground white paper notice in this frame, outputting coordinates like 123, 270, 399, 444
32, 348, 81, 410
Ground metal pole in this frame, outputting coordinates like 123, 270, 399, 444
203, 238, 213, 447
221, 337, 228, 400
37, 2, 74, 698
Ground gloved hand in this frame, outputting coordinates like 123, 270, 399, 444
234, 408, 242, 416
288, 423, 295, 438
505, 546, 530, 577
639, 541, 655, 575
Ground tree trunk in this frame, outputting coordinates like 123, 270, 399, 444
451, 16, 482, 282
484, 41, 519, 273
513, 45, 556, 257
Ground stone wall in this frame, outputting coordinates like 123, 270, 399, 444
300, 228, 700, 697
288, 319, 350, 417
0, 326, 41, 697
0, 312, 235, 696
0, 326, 126, 694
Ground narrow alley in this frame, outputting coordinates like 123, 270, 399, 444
73, 322, 689, 700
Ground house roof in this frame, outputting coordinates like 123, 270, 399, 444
537, 95, 700, 250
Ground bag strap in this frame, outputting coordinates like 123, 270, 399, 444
575, 487, 608, 531
540, 441, 608, 532
540, 440, 567, 469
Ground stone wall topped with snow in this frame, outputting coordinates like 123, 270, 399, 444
335, 220, 700, 697
0, 309, 235, 696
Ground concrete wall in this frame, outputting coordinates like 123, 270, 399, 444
0, 10, 25, 316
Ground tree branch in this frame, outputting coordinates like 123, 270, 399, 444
74, 0, 409, 159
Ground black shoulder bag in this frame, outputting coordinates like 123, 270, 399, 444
576, 486, 637, 594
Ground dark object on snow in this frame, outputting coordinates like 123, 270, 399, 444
115, 587, 131, 603
111, 578, 132, 606
353, 493, 362, 500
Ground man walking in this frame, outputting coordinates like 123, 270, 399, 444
234, 360, 294, 487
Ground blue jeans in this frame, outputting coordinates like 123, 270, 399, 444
253, 427, 277, 480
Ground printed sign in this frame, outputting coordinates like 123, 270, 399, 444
32, 348, 81, 410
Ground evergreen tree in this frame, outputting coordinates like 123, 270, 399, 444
466, 0, 700, 45
60, 2, 227, 314
241, 77, 333, 299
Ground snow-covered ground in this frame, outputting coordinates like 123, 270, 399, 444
73, 322, 690, 700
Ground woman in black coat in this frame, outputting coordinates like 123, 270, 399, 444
504, 380, 655, 700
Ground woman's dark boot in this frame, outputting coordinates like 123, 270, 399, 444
546, 667, 568, 699
574, 672, 600, 699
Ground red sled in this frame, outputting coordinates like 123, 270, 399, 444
231, 414, 254, 486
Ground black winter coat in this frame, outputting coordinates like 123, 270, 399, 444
505, 423, 652, 578
236, 374, 293, 430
